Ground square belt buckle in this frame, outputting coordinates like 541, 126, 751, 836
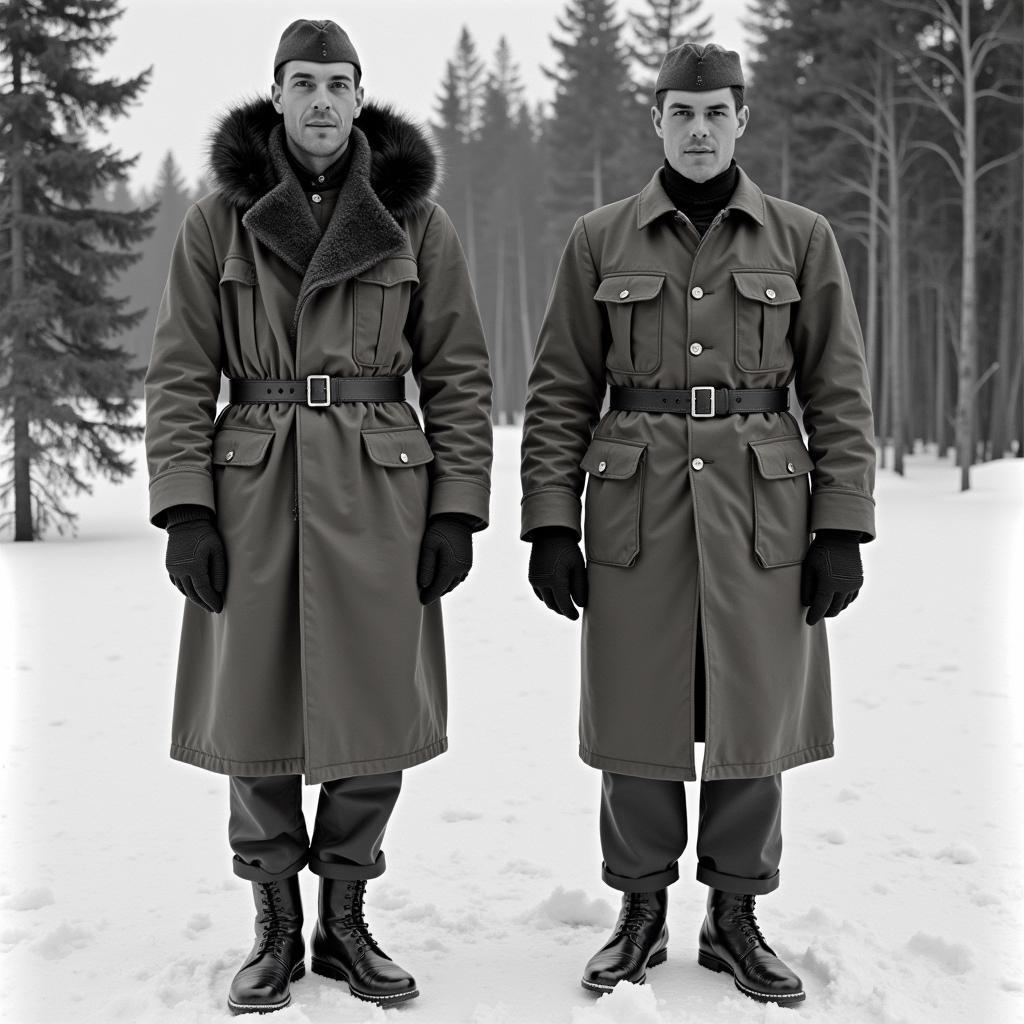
306, 374, 331, 408
691, 386, 716, 417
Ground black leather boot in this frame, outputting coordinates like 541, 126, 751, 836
581, 889, 669, 992
227, 875, 305, 1015
310, 878, 418, 1005
697, 889, 805, 1005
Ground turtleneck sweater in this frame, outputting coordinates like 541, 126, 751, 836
661, 158, 739, 236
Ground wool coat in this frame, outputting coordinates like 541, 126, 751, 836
145, 100, 492, 784
521, 167, 875, 782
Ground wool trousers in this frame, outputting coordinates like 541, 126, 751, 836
228, 771, 403, 882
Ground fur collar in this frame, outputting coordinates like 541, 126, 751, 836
206, 98, 440, 328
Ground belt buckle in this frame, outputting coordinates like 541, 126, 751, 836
691, 386, 716, 418
306, 374, 331, 408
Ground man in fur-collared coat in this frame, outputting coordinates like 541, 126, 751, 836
144, 20, 492, 1015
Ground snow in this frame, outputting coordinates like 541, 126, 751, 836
2, 428, 1022, 1023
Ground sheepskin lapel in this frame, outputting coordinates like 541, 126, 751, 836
241, 126, 321, 277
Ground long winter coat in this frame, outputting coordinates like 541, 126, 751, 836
145, 100, 492, 784
521, 167, 875, 782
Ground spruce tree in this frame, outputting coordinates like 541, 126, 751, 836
629, 0, 711, 92
542, 0, 645, 247
0, 0, 153, 539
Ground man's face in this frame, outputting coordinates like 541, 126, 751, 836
652, 87, 748, 182
271, 60, 363, 171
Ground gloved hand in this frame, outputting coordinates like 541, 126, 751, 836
417, 514, 474, 604
528, 526, 588, 621
164, 505, 227, 614
800, 529, 863, 626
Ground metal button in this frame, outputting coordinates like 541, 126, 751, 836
317, 175, 325, 183
225, 451, 234, 462
311, 193, 322, 204
400, 452, 409, 464
765, 287, 776, 300
691, 457, 704, 471
689, 342, 703, 356
598, 460, 607, 473
786, 461, 796, 473
691, 286, 704, 300
618, 289, 629, 299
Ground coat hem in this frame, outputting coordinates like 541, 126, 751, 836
580, 747, 697, 782
170, 738, 448, 782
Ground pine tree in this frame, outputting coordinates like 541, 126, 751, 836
0, 0, 153, 539
629, 0, 711, 92
542, 0, 646, 246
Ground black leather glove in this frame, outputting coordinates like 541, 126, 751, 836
800, 529, 863, 626
528, 526, 588, 621
164, 505, 227, 614
417, 514, 474, 604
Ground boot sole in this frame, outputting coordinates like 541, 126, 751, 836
311, 956, 419, 1005
697, 949, 806, 1005
227, 963, 305, 1015
580, 947, 668, 992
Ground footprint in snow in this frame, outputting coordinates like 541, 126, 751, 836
184, 913, 212, 937
836, 788, 861, 803
2, 887, 55, 912
441, 809, 483, 823
500, 859, 552, 878
934, 843, 979, 865
821, 829, 847, 845
32, 923, 94, 960
906, 932, 973, 975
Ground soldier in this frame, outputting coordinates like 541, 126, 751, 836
145, 20, 492, 1015
520, 43, 874, 1005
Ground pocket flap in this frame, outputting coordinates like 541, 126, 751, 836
361, 426, 434, 467
356, 256, 420, 288
581, 436, 646, 479
594, 274, 665, 304
220, 255, 256, 286
732, 271, 800, 306
750, 435, 815, 479
212, 427, 274, 467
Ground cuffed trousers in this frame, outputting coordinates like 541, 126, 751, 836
600, 771, 783, 895
228, 772, 402, 882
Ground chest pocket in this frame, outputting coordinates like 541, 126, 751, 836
594, 273, 665, 375
732, 271, 800, 372
220, 255, 258, 346
353, 256, 419, 367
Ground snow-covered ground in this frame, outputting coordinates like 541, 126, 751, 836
2, 427, 1022, 1024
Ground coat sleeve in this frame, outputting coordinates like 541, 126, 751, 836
790, 215, 877, 541
519, 216, 608, 541
144, 203, 224, 528
406, 203, 493, 530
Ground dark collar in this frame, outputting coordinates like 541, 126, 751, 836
283, 140, 353, 193
636, 163, 766, 228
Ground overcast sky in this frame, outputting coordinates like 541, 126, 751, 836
94, 0, 751, 193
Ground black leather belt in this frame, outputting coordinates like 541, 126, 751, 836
230, 375, 405, 407
609, 385, 789, 417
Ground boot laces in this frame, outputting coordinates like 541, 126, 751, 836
730, 894, 767, 948
339, 880, 376, 951
621, 892, 652, 945
256, 882, 288, 961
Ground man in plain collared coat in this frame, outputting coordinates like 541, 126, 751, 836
520, 42, 874, 1005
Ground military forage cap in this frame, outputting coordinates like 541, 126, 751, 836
655, 42, 744, 98
274, 19, 361, 78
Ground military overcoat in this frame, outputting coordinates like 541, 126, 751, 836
145, 100, 492, 784
521, 167, 875, 782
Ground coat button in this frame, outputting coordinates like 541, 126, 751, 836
689, 342, 703, 356
619, 289, 630, 299
400, 452, 409, 464
786, 461, 796, 473
765, 287, 776, 300
225, 451, 234, 462
311, 193, 322, 204
317, 175, 325, 183
598, 460, 607, 473
691, 457, 704, 471
691, 286, 704, 299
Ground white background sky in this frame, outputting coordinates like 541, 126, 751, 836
95, 0, 750, 192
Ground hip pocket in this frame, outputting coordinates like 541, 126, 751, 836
581, 436, 647, 567
749, 435, 814, 568
594, 273, 665, 375
732, 270, 800, 372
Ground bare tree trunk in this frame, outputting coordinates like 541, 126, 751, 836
879, 272, 891, 469
464, 171, 477, 283
991, 208, 1016, 457
885, 67, 905, 475
865, 130, 882, 436
493, 224, 506, 425
515, 208, 534, 398
935, 287, 948, 456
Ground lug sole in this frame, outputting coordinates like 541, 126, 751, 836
697, 949, 806, 1005
311, 956, 419, 1005
580, 946, 668, 992
227, 962, 305, 1015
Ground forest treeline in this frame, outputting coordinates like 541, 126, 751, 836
3, 0, 1022, 536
